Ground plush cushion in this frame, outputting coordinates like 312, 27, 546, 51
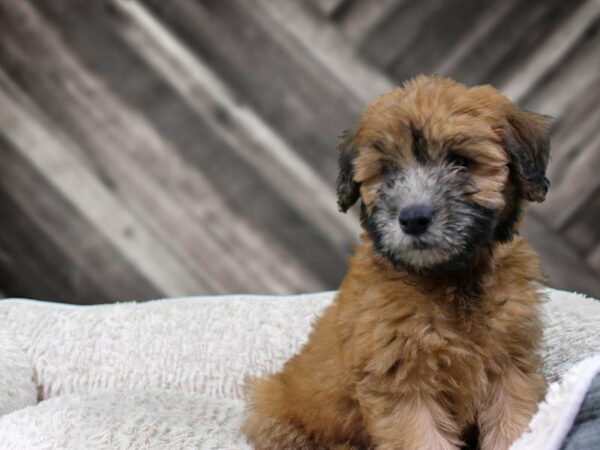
0, 390, 248, 450
0, 329, 37, 416
513, 355, 600, 450
0, 293, 332, 401
0, 288, 598, 449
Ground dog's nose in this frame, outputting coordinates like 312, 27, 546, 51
399, 204, 434, 235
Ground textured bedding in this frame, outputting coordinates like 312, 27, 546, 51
0, 288, 598, 449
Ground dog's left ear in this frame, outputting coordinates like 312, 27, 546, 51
336, 130, 361, 213
501, 109, 552, 202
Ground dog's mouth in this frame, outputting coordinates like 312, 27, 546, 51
389, 212, 497, 274
372, 213, 485, 273
395, 241, 473, 274
408, 239, 433, 251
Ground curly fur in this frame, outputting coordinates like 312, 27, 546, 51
243, 75, 551, 450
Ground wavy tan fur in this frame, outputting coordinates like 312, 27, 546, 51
243, 76, 550, 450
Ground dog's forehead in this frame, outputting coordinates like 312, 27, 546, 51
352, 77, 511, 208
356, 77, 506, 160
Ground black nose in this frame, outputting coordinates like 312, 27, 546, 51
399, 204, 434, 235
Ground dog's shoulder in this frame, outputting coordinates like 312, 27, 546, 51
493, 236, 544, 285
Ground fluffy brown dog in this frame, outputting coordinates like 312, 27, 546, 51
243, 75, 549, 450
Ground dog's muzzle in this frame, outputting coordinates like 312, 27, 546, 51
399, 204, 434, 235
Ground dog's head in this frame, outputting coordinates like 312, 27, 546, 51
337, 75, 551, 273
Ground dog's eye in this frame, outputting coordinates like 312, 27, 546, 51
448, 155, 472, 169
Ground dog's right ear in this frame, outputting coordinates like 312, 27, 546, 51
501, 110, 552, 203
336, 130, 361, 213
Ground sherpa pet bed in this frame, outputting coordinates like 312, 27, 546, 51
0, 288, 599, 450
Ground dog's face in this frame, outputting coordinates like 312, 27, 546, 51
337, 76, 550, 273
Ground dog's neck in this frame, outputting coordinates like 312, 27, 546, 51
417, 249, 495, 309
423, 247, 496, 308
365, 241, 502, 311
356, 231, 543, 313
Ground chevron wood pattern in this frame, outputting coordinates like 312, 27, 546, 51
0, 0, 598, 303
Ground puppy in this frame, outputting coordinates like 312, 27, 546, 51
243, 75, 549, 450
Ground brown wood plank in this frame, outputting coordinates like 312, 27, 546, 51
0, 133, 162, 303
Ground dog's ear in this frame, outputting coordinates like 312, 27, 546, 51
336, 130, 361, 213
501, 110, 552, 203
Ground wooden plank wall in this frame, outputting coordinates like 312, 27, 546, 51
0, 0, 598, 303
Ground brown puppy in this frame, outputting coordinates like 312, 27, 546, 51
243, 75, 549, 450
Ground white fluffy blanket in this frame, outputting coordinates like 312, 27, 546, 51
0, 288, 598, 449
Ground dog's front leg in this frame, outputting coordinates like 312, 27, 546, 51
358, 387, 461, 450
478, 364, 545, 450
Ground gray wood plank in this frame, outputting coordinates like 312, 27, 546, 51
536, 133, 600, 229
432, 0, 517, 77
508, 9, 600, 233
142, 0, 363, 181
561, 185, 600, 258
0, 189, 106, 303
531, 85, 600, 229
0, 70, 211, 297
358, 0, 445, 70
586, 237, 600, 274
0, 1, 229, 296
520, 16, 600, 235
520, 17, 600, 119
500, 0, 600, 101
306, 0, 349, 17
522, 213, 600, 299
27, 0, 344, 291
0, 133, 162, 303
542, 79, 600, 186
438, 0, 562, 86
0, 0, 597, 301
336, 0, 401, 44
387, 0, 491, 82
252, 0, 392, 105
115, 0, 360, 248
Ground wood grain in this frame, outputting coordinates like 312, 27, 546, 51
0, 0, 597, 301
0, 133, 162, 303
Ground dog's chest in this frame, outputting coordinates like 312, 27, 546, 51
349, 293, 513, 399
